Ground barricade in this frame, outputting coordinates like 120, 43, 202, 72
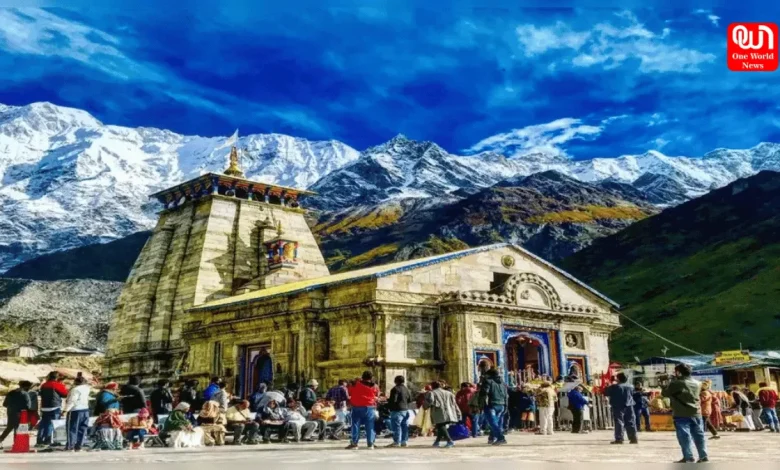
5, 410, 32, 453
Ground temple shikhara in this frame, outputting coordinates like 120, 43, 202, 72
105, 142, 621, 394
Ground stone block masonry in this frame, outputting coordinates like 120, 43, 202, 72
105, 193, 330, 383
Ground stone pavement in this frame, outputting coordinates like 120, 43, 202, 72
2, 430, 779, 468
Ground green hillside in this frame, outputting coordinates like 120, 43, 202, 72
561, 171, 780, 361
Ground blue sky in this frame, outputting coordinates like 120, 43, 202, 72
0, 4, 778, 159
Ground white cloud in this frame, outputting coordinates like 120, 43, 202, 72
0, 8, 333, 135
653, 137, 670, 149
693, 9, 720, 27
514, 11, 715, 74
0, 9, 161, 82
516, 21, 590, 56
708, 15, 720, 27
466, 117, 606, 157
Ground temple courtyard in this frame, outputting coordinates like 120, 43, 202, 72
2, 431, 778, 467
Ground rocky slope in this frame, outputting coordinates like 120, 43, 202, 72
0, 278, 122, 348
314, 171, 658, 271
4, 171, 656, 282
561, 171, 780, 361
0, 102, 359, 272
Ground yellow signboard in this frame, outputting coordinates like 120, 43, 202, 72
714, 350, 750, 365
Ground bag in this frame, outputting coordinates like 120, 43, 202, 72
448, 423, 469, 441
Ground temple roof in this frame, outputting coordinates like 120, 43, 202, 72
149, 172, 316, 204
189, 243, 620, 312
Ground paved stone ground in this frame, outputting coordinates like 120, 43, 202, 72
2, 430, 779, 468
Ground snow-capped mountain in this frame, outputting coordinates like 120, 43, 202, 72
309, 134, 780, 210
2, 101, 780, 273
308, 135, 571, 209
0, 102, 359, 272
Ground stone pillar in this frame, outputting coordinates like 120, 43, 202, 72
556, 328, 566, 379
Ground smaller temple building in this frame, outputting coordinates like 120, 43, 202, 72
104, 145, 621, 394
183, 244, 621, 396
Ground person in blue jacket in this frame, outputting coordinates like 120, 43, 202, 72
567, 385, 589, 433
94, 382, 121, 416
605, 373, 638, 444
633, 383, 652, 432
202, 377, 221, 402
517, 386, 536, 430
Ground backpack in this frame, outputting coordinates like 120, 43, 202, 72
448, 423, 470, 441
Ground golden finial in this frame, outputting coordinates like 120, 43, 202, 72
276, 220, 283, 236
224, 146, 244, 177
223, 130, 244, 177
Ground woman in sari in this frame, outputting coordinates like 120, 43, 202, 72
710, 390, 723, 433
163, 402, 204, 448
700, 381, 720, 439
197, 400, 227, 446
93, 409, 124, 450
412, 385, 434, 437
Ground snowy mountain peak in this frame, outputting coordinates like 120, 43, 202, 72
2, 101, 780, 273
0, 101, 359, 272
1, 102, 104, 141
511, 151, 570, 164
387, 133, 410, 144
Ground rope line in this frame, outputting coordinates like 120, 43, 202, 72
616, 311, 709, 358
487, 275, 711, 359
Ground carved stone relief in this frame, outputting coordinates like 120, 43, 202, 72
472, 321, 497, 344
564, 331, 585, 349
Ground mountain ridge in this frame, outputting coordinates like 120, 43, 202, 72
560, 170, 780, 360
0, 101, 360, 272
3, 100, 780, 272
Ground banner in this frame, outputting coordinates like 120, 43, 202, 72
714, 350, 750, 365
692, 372, 726, 391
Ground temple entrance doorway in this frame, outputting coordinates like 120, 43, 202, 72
239, 344, 273, 398
473, 350, 499, 382
567, 356, 587, 381
505, 332, 551, 383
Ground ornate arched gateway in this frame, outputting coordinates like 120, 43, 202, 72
440, 270, 611, 384
505, 331, 552, 380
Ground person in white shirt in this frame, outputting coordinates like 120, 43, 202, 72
284, 399, 318, 442
64, 375, 91, 451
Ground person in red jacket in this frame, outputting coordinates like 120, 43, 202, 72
37, 371, 69, 446
345, 371, 379, 449
455, 383, 476, 430
758, 382, 779, 432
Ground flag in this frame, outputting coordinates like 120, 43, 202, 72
225, 129, 239, 147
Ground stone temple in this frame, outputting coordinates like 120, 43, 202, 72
105, 146, 621, 394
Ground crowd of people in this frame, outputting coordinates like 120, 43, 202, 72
1, 364, 779, 461
602, 364, 780, 464
0, 367, 585, 451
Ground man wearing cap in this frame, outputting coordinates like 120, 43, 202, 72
301, 379, 319, 411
